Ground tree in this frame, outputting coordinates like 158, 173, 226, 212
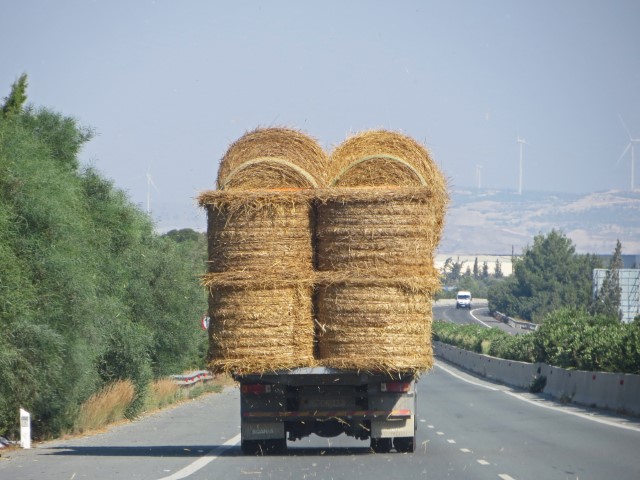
592, 240, 623, 321
487, 230, 601, 322
494, 258, 503, 278
442, 257, 465, 285
481, 261, 489, 279
1, 73, 28, 118
473, 257, 479, 278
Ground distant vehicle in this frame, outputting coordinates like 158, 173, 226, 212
456, 291, 472, 309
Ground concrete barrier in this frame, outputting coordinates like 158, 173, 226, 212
434, 342, 640, 416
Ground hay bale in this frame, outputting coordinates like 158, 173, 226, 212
314, 187, 444, 273
204, 275, 315, 375
197, 189, 314, 274
217, 127, 329, 189
315, 276, 436, 373
328, 130, 448, 219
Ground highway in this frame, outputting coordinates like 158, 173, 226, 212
434, 299, 522, 334
3, 309, 640, 480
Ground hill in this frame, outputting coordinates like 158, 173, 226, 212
439, 189, 640, 255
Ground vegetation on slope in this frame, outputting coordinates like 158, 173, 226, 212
0, 75, 208, 438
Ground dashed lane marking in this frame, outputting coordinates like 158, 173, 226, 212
157, 433, 240, 480
460, 448, 471, 453
447, 439, 456, 444
477, 459, 490, 465
498, 474, 517, 480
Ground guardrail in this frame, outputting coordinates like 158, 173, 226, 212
171, 370, 213, 387
434, 342, 640, 416
493, 311, 538, 331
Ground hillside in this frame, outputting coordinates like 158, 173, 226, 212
154, 188, 640, 257
439, 189, 640, 255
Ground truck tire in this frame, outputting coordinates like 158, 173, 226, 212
370, 437, 392, 453
393, 436, 416, 453
241, 439, 260, 455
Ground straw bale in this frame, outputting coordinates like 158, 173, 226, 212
206, 278, 315, 375
314, 187, 444, 272
197, 189, 314, 274
328, 130, 448, 220
217, 127, 329, 189
315, 276, 435, 373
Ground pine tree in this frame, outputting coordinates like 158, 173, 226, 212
494, 258, 503, 278
594, 239, 623, 320
482, 261, 489, 279
473, 257, 479, 278
1, 73, 28, 118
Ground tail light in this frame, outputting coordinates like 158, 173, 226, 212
380, 381, 411, 393
241, 383, 272, 395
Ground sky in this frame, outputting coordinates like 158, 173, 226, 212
2, 0, 640, 229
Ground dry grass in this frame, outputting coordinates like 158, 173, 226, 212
198, 189, 315, 274
315, 277, 436, 373
206, 278, 316, 375
315, 187, 445, 273
73, 380, 135, 434
327, 130, 449, 222
144, 378, 179, 411
216, 127, 329, 189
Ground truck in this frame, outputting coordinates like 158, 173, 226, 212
236, 367, 417, 454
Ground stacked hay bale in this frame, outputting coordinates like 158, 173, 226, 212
198, 128, 327, 374
315, 130, 448, 373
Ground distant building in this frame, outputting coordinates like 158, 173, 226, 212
592, 269, 640, 323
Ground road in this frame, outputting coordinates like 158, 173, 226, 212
2, 359, 639, 479
434, 299, 522, 334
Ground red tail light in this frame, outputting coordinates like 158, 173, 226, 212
241, 384, 272, 395
380, 382, 411, 393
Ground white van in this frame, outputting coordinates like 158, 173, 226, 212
456, 291, 472, 309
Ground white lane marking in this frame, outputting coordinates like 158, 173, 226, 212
501, 390, 640, 433
435, 363, 500, 391
427, 424, 434, 429
157, 433, 240, 480
460, 448, 471, 453
499, 474, 517, 480
447, 439, 456, 444
436, 362, 640, 433
477, 459, 490, 465
436, 431, 444, 435
469, 308, 492, 328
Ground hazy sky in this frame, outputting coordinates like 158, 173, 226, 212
2, 1, 640, 221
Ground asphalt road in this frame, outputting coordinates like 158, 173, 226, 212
2, 360, 639, 480
434, 299, 522, 334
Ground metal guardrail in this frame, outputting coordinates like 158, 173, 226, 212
170, 370, 213, 387
494, 311, 538, 331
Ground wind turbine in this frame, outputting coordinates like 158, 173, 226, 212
146, 167, 159, 215
476, 164, 483, 189
517, 136, 526, 195
617, 115, 639, 191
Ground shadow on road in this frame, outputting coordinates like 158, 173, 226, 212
44, 444, 373, 457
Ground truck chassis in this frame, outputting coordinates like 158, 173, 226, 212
235, 367, 417, 454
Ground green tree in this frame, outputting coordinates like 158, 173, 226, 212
494, 258, 503, 278
488, 230, 601, 322
592, 240, 623, 321
1, 73, 28, 118
473, 257, 479, 278
481, 261, 489, 279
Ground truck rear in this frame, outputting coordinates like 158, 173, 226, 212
237, 367, 417, 454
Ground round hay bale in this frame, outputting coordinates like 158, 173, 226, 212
205, 276, 315, 375
197, 189, 314, 274
217, 127, 329, 189
314, 187, 444, 273
315, 276, 436, 373
328, 130, 448, 218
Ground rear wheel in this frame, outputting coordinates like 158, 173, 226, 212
370, 437, 393, 453
393, 436, 416, 453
